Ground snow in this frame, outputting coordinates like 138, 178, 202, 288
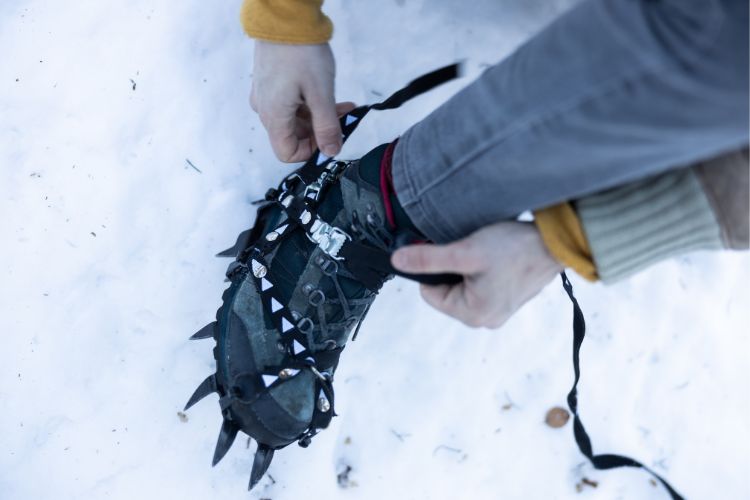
1, 0, 748, 499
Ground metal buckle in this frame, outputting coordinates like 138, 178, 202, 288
304, 161, 349, 201
307, 219, 351, 260
304, 180, 322, 200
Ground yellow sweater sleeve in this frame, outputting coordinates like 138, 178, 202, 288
240, 0, 333, 44
534, 203, 598, 282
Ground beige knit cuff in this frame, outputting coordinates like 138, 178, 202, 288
576, 167, 723, 283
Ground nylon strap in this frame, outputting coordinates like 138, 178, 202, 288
560, 272, 684, 499
339, 240, 462, 289
292, 63, 462, 187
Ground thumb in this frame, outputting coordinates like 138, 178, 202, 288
306, 88, 343, 157
391, 241, 484, 275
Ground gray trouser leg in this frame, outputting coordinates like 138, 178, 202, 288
392, 0, 749, 243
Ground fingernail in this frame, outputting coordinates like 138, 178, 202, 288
321, 144, 339, 157
391, 250, 407, 269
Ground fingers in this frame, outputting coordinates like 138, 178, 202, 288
419, 283, 455, 316
335, 101, 357, 117
256, 101, 356, 163
419, 283, 501, 329
257, 91, 310, 162
391, 240, 485, 275
408, 222, 563, 330
266, 123, 314, 163
305, 86, 343, 157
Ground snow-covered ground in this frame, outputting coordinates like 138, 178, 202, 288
1, 1, 748, 499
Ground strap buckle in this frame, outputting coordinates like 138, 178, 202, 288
304, 180, 323, 201
307, 219, 351, 260
304, 161, 348, 201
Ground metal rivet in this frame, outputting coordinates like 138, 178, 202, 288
317, 396, 330, 413
266, 231, 279, 241
252, 261, 267, 278
279, 368, 294, 379
302, 283, 315, 295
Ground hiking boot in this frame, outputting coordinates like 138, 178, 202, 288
184, 142, 424, 489
184, 64, 461, 490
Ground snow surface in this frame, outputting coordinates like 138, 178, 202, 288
1, 1, 748, 499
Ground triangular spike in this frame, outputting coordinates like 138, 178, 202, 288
345, 114, 357, 126
216, 229, 251, 257
248, 444, 275, 491
262, 374, 278, 387
275, 224, 288, 235
189, 322, 216, 340
317, 152, 329, 165
271, 298, 283, 313
261, 278, 272, 291
292, 339, 305, 355
184, 374, 217, 411
281, 317, 294, 333
212, 419, 239, 466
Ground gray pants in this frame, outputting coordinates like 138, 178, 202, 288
392, 0, 749, 243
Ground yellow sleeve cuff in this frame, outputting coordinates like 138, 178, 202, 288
240, 0, 333, 44
534, 203, 598, 282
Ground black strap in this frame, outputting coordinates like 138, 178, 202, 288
339, 240, 463, 291
293, 63, 462, 187
370, 64, 461, 111
560, 272, 684, 500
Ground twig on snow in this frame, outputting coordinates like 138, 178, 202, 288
185, 158, 202, 173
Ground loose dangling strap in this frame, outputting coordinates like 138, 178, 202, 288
560, 272, 684, 500
387, 267, 685, 499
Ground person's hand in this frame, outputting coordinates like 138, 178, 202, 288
251, 41, 355, 163
391, 221, 562, 328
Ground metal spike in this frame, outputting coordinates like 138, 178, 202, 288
184, 374, 217, 411
189, 322, 216, 340
248, 444, 275, 490
216, 229, 251, 257
212, 419, 239, 466
252, 259, 267, 279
